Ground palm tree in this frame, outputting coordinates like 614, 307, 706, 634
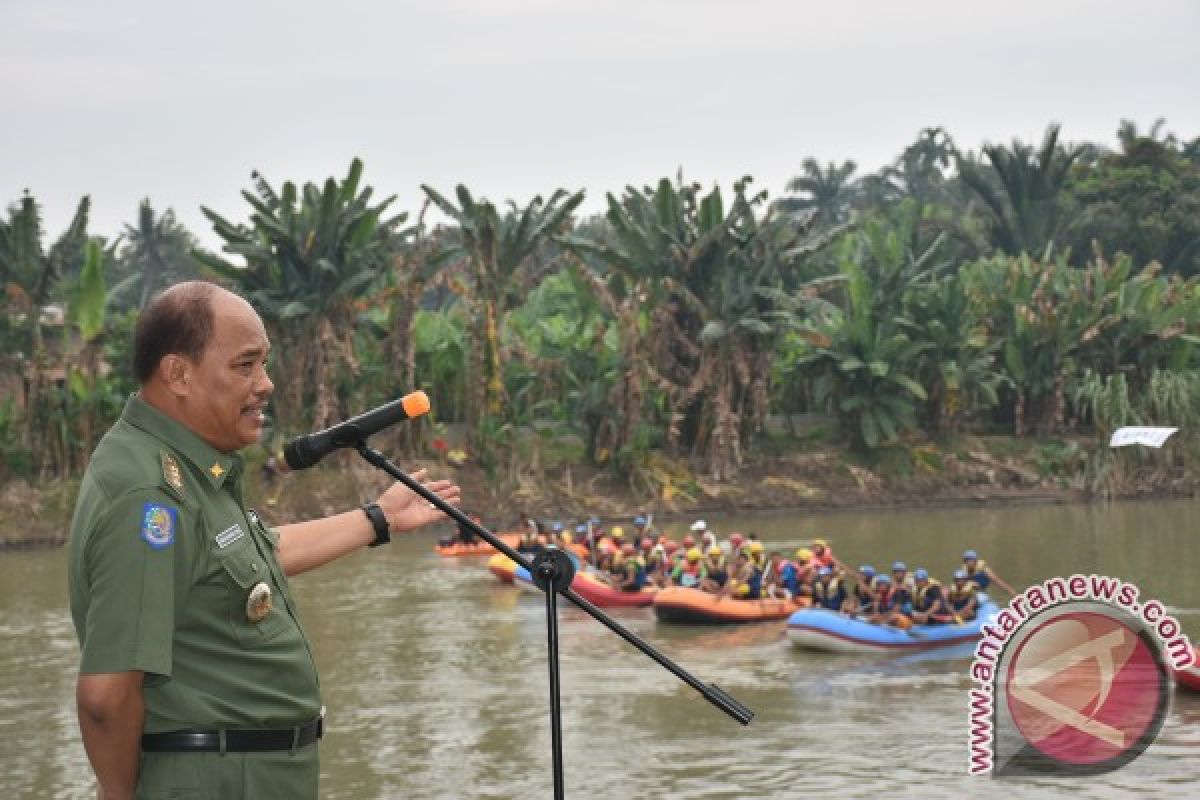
955, 123, 1085, 257
198, 159, 410, 432
116, 200, 203, 310
420, 184, 585, 462
777, 159, 858, 227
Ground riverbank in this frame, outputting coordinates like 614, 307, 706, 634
4, 433, 1197, 549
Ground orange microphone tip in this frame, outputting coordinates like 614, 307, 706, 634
401, 390, 431, 418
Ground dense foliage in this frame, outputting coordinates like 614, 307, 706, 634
4, 120, 1200, 493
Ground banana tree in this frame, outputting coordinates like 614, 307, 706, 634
792, 219, 941, 450
905, 270, 1006, 435
199, 159, 410, 433
962, 253, 1107, 435
420, 184, 584, 462
0, 192, 90, 457
567, 176, 833, 479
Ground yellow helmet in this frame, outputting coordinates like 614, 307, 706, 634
611, 526, 624, 538
812, 538, 828, 548
748, 541, 764, 553
686, 547, 702, 562
795, 548, 813, 561
707, 545, 722, 557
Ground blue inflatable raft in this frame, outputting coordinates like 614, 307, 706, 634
786, 596, 999, 654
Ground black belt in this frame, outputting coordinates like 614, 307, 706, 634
141, 716, 323, 753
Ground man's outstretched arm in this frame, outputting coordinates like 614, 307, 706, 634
276, 469, 461, 576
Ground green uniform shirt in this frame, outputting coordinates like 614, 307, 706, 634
68, 395, 321, 733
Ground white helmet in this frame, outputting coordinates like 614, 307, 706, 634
690, 519, 708, 532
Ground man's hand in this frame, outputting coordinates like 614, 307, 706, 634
376, 468, 461, 532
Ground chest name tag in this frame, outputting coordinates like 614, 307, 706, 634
215, 524, 246, 549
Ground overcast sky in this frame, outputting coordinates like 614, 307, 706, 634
2, 0, 1198, 247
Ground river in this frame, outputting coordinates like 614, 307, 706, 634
2, 500, 1198, 798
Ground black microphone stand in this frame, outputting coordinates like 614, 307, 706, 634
354, 442, 753, 799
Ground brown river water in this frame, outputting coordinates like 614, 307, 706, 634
2, 500, 1199, 798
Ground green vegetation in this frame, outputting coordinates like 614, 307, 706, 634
4, 120, 1200, 504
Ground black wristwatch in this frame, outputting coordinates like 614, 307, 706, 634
361, 503, 391, 547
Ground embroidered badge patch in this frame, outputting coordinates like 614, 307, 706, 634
141, 503, 177, 550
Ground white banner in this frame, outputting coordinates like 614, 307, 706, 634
1109, 427, 1179, 449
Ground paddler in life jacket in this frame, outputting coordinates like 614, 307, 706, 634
645, 543, 670, 588
614, 543, 647, 591
518, 521, 546, 555
746, 539, 766, 569
698, 546, 729, 593
848, 565, 877, 613
763, 550, 799, 600
726, 532, 746, 559
809, 538, 835, 568
866, 575, 912, 629
792, 549, 817, 598
890, 561, 914, 612
909, 568, 952, 625
962, 549, 1014, 594
670, 547, 707, 589
608, 525, 627, 555
453, 511, 482, 545
633, 514, 657, 540
812, 566, 849, 612
725, 550, 763, 599
946, 569, 978, 621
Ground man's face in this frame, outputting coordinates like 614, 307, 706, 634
182, 293, 273, 452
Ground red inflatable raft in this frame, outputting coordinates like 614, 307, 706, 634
487, 553, 517, 584
570, 571, 658, 608
652, 586, 808, 624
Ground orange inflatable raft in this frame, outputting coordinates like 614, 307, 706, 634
652, 586, 808, 624
435, 532, 521, 557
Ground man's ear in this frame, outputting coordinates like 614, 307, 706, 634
159, 354, 192, 398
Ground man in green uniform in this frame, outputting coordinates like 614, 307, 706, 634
68, 281, 461, 800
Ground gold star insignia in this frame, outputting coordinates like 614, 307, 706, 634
210, 463, 226, 479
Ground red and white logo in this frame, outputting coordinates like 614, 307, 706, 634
1005, 610, 1167, 769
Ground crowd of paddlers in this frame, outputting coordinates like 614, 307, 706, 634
449, 513, 1012, 629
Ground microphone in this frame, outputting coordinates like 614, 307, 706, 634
283, 391, 431, 470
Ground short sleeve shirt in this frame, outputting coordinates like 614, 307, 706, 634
67, 396, 321, 732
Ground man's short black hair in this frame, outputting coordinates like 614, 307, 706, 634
133, 281, 219, 384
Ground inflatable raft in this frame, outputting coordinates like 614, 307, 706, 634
512, 563, 658, 608
786, 596, 1000, 654
435, 532, 521, 557
487, 553, 518, 584
1172, 646, 1200, 692
652, 587, 806, 624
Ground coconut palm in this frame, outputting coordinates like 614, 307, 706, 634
955, 123, 1085, 258
777, 159, 859, 227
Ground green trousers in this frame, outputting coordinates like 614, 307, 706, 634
136, 744, 319, 799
